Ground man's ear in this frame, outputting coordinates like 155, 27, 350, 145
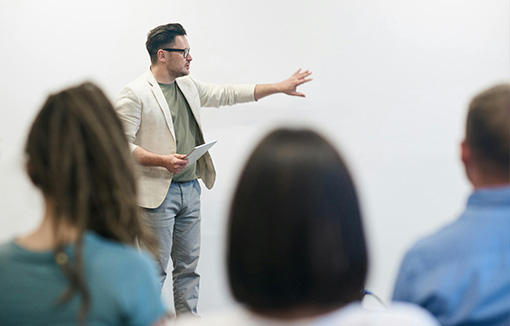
461, 140, 471, 166
157, 49, 166, 62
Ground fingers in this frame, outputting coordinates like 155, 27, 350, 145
297, 76, 313, 85
174, 154, 188, 159
173, 160, 188, 174
300, 72, 313, 83
292, 69, 313, 86
300, 69, 312, 77
288, 91, 306, 97
294, 69, 312, 77
175, 156, 188, 166
166, 154, 189, 174
293, 69, 312, 78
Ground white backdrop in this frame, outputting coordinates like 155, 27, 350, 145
0, 0, 508, 315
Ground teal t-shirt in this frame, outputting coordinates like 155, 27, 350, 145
0, 232, 166, 325
159, 82, 200, 182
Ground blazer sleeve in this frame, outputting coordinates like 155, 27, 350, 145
114, 86, 142, 153
190, 78, 255, 108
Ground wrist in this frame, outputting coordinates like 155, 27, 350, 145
275, 81, 285, 93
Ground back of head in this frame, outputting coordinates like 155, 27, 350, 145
146, 23, 187, 64
466, 83, 510, 181
25, 82, 150, 246
227, 128, 368, 315
25, 82, 158, 322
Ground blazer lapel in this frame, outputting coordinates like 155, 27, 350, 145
176, 78, 203, 131
145, 70, 176, 138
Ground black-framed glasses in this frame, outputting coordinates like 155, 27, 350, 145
161, 48, 190, 58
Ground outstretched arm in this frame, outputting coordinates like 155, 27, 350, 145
254, 69, 313, 101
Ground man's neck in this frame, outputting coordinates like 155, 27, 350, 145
469, 170, 510, 190
150, 65, 176, 84
465, 160, 509, 190
472, 181, 510, 190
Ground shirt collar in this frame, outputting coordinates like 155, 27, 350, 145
467, 185, 510, 208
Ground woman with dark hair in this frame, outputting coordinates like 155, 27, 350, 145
175, 128, 438, 326
0, 83, 168, 325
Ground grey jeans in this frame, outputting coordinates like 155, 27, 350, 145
142, 179, 201, 315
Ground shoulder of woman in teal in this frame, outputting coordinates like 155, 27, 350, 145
83, 231, 158, 274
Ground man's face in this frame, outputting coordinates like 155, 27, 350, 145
162, 35, 192, 80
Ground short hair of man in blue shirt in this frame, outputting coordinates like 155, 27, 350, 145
393, 84, 510, 326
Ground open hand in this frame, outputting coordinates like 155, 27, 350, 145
279, 69, 313, 97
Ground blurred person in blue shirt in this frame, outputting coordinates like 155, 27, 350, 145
393, 83, 510, 326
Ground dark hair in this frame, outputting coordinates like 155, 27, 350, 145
146, 23, 187, 64
466, 83, 510, 179
25, 82, 158, 323
227, 128, 368, 314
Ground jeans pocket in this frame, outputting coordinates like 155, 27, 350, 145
193, 180, 202, 196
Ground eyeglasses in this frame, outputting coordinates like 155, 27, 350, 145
161, 48, 190, 58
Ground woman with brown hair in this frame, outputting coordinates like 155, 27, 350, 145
0, 83, 167, 325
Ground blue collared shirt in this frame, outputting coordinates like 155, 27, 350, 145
393, 186, 510, 326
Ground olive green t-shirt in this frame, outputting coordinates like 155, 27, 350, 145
159, 82, 200, 182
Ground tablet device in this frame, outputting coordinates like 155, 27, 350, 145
185, 140, 217, 166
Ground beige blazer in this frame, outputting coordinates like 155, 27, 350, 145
115, 70, 255, 208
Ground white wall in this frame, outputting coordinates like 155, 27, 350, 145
1, 0, 508, 315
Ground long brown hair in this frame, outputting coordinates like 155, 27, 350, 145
25, 82, 158, 323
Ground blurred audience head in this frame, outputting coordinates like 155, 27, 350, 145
25, 82, 157, 319
227, 128, 368, 318
462, 83, 510, 186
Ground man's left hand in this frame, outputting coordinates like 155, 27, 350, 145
279, 69, 313, 97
